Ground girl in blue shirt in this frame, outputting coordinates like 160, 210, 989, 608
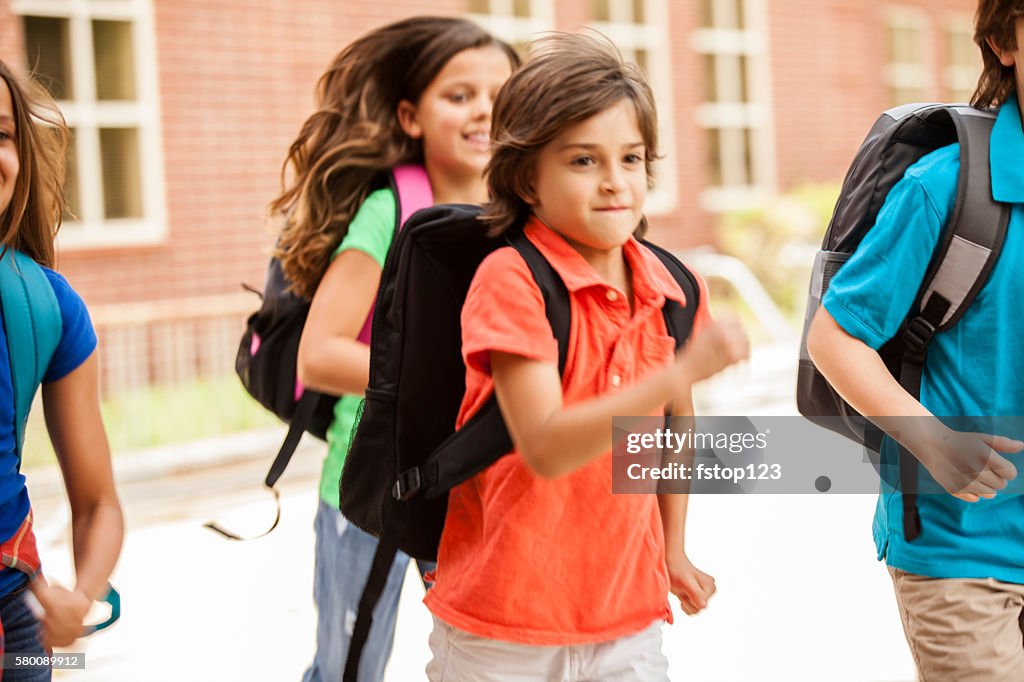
0, 60, 123, 676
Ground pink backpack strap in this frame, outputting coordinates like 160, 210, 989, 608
392, 164, 434, 228
354, 165, 433, 346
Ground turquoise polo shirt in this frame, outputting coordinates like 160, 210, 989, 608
823, 94, 1024, 583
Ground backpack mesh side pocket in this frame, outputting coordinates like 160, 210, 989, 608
339, 388, 398, 538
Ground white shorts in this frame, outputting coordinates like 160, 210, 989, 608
426, 615, 670, 682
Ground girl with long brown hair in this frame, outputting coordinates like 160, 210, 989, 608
271, 17, 518, 682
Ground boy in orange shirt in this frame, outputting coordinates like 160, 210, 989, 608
423, 33, 749, 680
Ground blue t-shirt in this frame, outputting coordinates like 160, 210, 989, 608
823, 95, 1024, 582
0, 267, 96, 594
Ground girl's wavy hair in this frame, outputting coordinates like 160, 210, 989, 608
271, 16, 518, 298
971, 0, 1024, 109
0, 60, 69, 268
483, 32, 659, 237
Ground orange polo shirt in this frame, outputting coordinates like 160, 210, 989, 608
423, 217, 711, 645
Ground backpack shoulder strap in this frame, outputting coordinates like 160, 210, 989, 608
897, 105, 1009, 542
507, 230, 570, 372
0, 249, 62, 457
390, 165, 434, 230
908, 106, 1009, 341
638, 240, 701, 348
509, 233, 703, 359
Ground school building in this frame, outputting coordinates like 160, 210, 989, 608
0, 0, 978, 441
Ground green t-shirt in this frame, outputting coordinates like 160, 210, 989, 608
319, 187, 397, 509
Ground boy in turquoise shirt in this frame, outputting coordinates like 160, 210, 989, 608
808, 2, 1024, 679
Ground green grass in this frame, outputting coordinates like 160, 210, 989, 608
22, 375, 280, 469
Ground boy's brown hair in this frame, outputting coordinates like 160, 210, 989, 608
483, 32, 658, 235
971, 0, 1024, 108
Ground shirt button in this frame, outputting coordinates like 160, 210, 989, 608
606, 290, 619, 302
611, 374, 622, 387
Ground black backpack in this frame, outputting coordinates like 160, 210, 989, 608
211, 166, 432, 540
339, 204, 701, 682
797, 103, 1010, 541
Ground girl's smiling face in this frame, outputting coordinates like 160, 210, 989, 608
0, 78, 19, 217
397, 45, 513, 184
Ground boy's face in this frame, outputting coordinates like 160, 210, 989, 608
526, 99, 647, 256
0, 79, 18, 217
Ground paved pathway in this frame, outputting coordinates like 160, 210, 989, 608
29, 342, 917, 680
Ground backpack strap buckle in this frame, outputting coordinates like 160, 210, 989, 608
902, 316, 936, 355
392, 468, 422, 501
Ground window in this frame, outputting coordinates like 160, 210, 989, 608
945, 17, 980, 103
587, 0, 677, 215
467, 0, 554, 56
17, 0, 166, 248
883, 8, 934, 107
693, 0, 774, 210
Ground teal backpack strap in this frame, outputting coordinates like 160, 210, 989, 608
0, 248, 62, 458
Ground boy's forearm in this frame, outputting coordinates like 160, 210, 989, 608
659, 392, 695, 556
520, 365, 681, 478
658, 492, 687, 555
807, 308, 942, 453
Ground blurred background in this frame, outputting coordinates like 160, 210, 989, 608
0, 0, 980, 459
0, 0, 980, 679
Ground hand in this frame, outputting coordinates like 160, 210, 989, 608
29, 578, 93, 648
666, 552, 716, 616
912, 429, 1020, 502
675, 318, 749, 385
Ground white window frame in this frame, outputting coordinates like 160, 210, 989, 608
588, 0, 678, 216
944, 14, 978, 104
14, 0, 167, 250
882, 7, 936, 107
692, 0, 776, 212
468, 0, 555, 50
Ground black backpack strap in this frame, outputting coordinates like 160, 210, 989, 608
639, 240, 700, 349
343, 496, 406, 682
897, 107, 1010, 541
204, 390, 322, 540
508, 230, 571, 369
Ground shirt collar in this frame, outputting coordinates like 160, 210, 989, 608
990, 93, 1024, 203
522, 217, 688, 308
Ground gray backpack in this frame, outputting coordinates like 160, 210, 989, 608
797, 103, 1011, 541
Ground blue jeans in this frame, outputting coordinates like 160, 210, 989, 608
1, 580, 49, 682
302, 500, 433, 682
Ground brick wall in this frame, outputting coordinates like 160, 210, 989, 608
768, 0, 978, 192
648, 0, 710, 249
5, 0, 463, 310
0, 0, 981, 298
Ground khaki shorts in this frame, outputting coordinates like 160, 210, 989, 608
426, 615, 670, 682
889, 566, 1024, 682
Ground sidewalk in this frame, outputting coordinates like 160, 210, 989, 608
28, 342, 916, 681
